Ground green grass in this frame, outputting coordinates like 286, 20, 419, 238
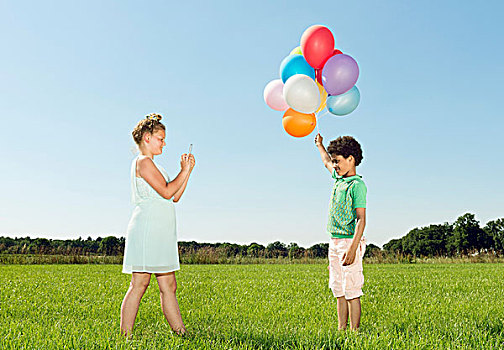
1, 264, 503, 349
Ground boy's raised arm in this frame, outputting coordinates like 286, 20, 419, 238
315, 134, 333, 173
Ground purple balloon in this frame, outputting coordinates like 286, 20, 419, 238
322, 54, 359, 96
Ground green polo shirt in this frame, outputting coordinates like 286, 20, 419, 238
327, 170, 367, 238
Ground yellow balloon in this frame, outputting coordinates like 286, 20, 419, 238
316, 82, 328, 113
290, 46, 303, 55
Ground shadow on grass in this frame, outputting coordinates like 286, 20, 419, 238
187, 328, 358, 350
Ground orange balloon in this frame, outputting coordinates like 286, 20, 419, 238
282, 108, 316, 138
316, 82, 328, 113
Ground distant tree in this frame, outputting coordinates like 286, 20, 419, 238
88, 239, 101, 254
287, 242, 304, 259
72, 237, 84, 248
266, 241, 287, 258
117, 237, 126, 255
0, 237, 15, 251
383, 238, 403, 254
307, 243, 328, 258
33, 238, 51, 254
220, 243, 244, 257
449, 213, 486, 254
484, 218, 504, 253
476, 227, 493, 252
246, 243, 265, 258
402, 223, 452, 257
363, 243, 381, 258
99, 236, 120, 256
401, 228, 419, 255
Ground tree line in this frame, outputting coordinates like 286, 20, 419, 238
1, 212, 502, 260
0, 236, 126, 256
0, 236, 332, 259
383, 213, 504, 257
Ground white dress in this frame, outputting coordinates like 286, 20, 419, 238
122, 156, 180, 274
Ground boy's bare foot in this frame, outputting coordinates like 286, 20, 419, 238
120, 328, 133, 338
173, 327, 187, 336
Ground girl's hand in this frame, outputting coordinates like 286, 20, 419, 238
315, 133, 323, 146
180, 154, 191, 172
188, 154, 195, 170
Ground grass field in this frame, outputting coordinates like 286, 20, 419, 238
1, 264, 504, 349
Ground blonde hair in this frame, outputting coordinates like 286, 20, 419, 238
132, 113, 165, 145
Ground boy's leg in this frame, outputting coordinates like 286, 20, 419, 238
329, 238, 348, 329
337, 297, 349, 330
343, 238, 366, 331
347, 297, 361, 330
120, 272, 151, 336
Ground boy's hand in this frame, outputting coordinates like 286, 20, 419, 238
315, 133, 332, 173
342, 245, 357, 266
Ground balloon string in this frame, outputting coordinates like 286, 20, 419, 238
319, 110, 330, 119
316, 109, 329, 135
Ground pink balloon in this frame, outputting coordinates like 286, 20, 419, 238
264, 79, 289, 111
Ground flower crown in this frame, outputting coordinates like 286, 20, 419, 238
145, 113, 162, 122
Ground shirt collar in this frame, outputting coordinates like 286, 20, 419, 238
336, 174, 362, 182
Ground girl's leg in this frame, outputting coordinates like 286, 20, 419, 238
120, 272, 152, 336
347, 297, 361, 330
155, 272, 186, 334
337, 296, 349, 330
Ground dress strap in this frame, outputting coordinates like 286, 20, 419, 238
130, 156, 139, 204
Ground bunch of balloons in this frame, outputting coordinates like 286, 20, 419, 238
263, 25, 361, 138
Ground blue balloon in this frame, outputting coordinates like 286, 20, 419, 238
326, 86, 360, 116
279, 55, 316, 83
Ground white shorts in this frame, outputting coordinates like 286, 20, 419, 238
328, 237, 366, 300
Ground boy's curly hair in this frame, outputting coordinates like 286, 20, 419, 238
327, 136, 363, 166
132, 113, 165, 145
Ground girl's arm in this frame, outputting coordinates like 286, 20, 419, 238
173, 154, 195, 202
137, 155, 191, 200
315, 134, 333, 173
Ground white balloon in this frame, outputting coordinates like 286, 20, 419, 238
283, 74, 320, 114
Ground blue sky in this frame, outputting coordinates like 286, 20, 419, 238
1, 0, 503, 247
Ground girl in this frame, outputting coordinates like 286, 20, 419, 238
120, 113, 195, 336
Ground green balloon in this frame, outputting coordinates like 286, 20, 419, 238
290, 46, 303, 55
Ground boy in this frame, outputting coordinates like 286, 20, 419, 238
315, 133, 367, 331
